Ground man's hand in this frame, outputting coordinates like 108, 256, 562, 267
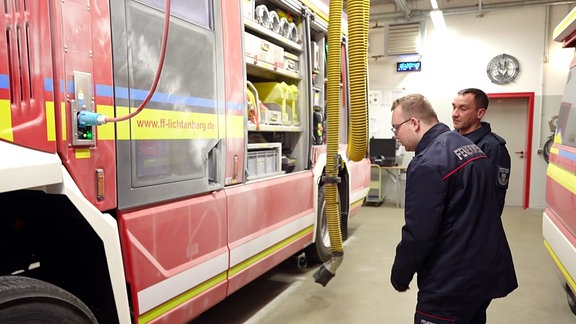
391, 278, 409, 292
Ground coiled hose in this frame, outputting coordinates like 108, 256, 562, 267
313, 0, 369, 286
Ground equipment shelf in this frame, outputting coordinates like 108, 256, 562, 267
244, 18, 302, 53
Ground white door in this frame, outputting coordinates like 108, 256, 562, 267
483, 97, 528, 207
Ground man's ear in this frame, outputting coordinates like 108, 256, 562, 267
477, 108, 487, 119
412, 117, 421, 131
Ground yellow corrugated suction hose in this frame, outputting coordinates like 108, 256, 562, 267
313, 0, 369, 287
312, 0, 343, 287
347, 0, 369, 162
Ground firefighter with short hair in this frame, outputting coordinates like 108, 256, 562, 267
389, 94, 517, 323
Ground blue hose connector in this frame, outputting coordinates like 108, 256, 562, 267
78, 110, 105, 126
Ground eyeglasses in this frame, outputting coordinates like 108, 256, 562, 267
391, 118, 412, 133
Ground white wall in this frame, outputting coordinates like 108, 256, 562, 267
368, 4, 575, 208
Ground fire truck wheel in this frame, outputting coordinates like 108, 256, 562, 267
0, 276, 98, 323
543, 137, 553, 164
305, 186, 332, 264
566, 284, 576, 315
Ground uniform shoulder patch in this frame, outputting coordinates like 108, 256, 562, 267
498, 167, 510, 186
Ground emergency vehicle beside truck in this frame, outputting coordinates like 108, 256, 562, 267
0, 0, 371, 322
543, 5, 576, 317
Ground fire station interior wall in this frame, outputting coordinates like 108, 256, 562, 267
368, 4, 575, 208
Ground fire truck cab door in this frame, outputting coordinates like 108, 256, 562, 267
111, 0, 225, 209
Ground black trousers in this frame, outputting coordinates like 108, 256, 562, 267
414, 299, 492, 324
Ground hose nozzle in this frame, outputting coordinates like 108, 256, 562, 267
313, 264, 335, 287
313, 254, 343, 287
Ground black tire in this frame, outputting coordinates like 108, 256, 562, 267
543, 137, 553, 164
566, 284, 576, 316
306, 187, 331, 263
305, 186, 348, 264
0, 276, 97, 324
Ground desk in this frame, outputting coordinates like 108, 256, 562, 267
367, 164, 406, 207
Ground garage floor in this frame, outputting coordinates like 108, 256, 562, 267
192, 204, 575, 324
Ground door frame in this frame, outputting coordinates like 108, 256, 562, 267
487, 92, 534, 209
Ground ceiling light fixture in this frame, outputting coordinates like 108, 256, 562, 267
430, 9, 446, 30
429, 0, 445, 30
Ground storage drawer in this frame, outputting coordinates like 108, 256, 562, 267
244, 32, 284, 67
247, 143, 283, 179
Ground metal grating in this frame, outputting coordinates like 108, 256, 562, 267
386, 22, 421, 56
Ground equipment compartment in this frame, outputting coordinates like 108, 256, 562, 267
247, 143, 283, 180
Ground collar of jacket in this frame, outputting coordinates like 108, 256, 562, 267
462, 122, 491, 144
415, 123, 451, 155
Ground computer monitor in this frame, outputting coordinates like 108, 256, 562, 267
369, 138, 397, 161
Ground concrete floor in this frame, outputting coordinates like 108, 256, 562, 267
192, 203, 576, 323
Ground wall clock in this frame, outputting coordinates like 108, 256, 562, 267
486, 54, 520, 84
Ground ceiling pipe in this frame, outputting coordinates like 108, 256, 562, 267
477, 0, 484, 17
544, 5, 551, 63
370, 0, 576, 21
394, 0, 413, 18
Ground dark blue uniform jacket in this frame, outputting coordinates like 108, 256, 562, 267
463, 122, 511, 216
391, 123, 517, 303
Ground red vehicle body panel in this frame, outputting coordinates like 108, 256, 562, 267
222, 0, 246, 185
50, 0, 118, 210
0, 1, 54, 153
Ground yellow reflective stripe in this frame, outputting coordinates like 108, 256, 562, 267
130, 109, 217, 140
0, 99, 13, 141
45, 101, 56, 141
550, 146, 559, 155
75, 148, 90, 159
137, 226, 312, 322
138, 272, 227, 324
351, 197, 364, 209
60, 102, 67, 141
553, 6, 576, 40
114, 106, 218, 140
0, 101, 57, 142
548, 162, 576, 195
229, 225, 313, 277
219, 113, 227, 138
97, 105, 115, 140
227, 114, 244, 139
544, 240, 576, 293
116, 107, 131, 140
555, 132, 563, 145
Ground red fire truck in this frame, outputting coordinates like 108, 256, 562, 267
543, 5, 576, 317
0, 0, 370, 322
